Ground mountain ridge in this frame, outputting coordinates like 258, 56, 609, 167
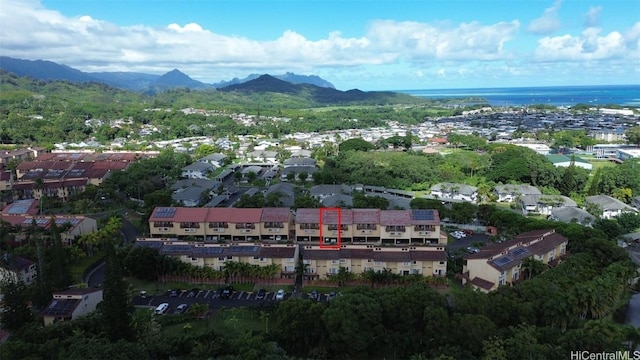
0, 56, 336, 92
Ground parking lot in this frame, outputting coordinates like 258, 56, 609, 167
134, 288, 341, 314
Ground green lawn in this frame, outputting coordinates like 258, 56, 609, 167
70, 252, 105, 284
160, 307, 266, 337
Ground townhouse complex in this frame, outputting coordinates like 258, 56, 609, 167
462, 229, 568, 292
141, 206, 448, 280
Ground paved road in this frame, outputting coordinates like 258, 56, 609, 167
85, 215, 142, 287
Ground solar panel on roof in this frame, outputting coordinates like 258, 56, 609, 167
493, 256, 513, 267
412, 210, 435, 221
43, 299, 81, 315
228, 246, 259, 253
511, 248, 529, 257
193, 247, 224, 255
134, 241, 164, 249
23, 218, 49, 225
6, 200, 33, 214
161, 245, 192, 254
55, 218, 81, 226
154, 207, 176, 218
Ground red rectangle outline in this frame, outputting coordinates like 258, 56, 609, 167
319, 207, 341, 249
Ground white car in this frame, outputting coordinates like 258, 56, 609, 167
154, 303, 169, 315
275, 289, 285, 300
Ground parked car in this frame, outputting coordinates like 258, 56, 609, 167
221, 286, 233, 299
176, 303, 188, 314
154, 303, 169, 315
256, 289, 266, 300
275, 289, 285, 300
169, 289, 179, 297
466, 246, 480, 254
310, 290, 318, 300
327, 292, 337, 301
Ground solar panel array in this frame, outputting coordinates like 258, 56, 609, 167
67, 168, 86, 177
22, 218, 49, 226
134, 241, 164, 249
55, 218, 81, 226
43, 299, 80, 316
160, 244, 192, 254
228, 246, 259, 254
6, 199, 34, 214
192, 247, 224, 255
493, 256, 513, 267
154, 207, 177, 218
412, 210, 435, 221
511, 248, 529, 257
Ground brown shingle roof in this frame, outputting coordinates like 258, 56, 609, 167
380, 210, 412, 225
258, 246, 296, 258
470, 277, 495, 291
352, 209, 380, 223
296, 208, 320, 223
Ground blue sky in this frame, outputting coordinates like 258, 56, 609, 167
1, 0, 639, 90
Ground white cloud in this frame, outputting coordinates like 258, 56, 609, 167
535, 26, 633, 61
528, 0, 562, 35
584, 6, 602, 28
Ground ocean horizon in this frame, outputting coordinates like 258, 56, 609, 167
395, 84, 640, 107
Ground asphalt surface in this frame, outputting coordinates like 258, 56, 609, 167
445, 232, 491, 254
85, 216, 142, 287
135, 288, 338, 314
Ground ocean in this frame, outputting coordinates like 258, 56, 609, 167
397, 84, 640, 107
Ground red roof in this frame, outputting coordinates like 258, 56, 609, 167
352, 209, 380, 224
296, 208, 320, 223
172, 208, 208, 223
322, 209, 353, 225
260, 208, 291, 222
380, 210, 412, 225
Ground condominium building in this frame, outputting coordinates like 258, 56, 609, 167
135, 238, 298, 275
148, 207, 294, 242
301, 244, 447, 280
294, 208, 443, 246
462, 229, 568, 292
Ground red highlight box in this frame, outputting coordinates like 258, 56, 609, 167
319, 207, 341, 249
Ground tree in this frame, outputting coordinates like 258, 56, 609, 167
625, 126, 640, 146
521, 257, 547, 280
298, 171, 308, 182
102, 242, 132, 341
0, 278, 33, 331
338, 138, 375, 153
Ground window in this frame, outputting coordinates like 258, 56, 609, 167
331, 260, 340, 264
385, 225, 406, 232
264, 222, 284, 228
235, 223, 256, 229
300, 223, 320, 230
414, 225, 435, 231
260, 258, 267, 262
328, 224, 349, 231
287, 258, 295, 263
374, 261, 383, 267
403, 262, 412, 267
154, 221, 173, 228
328, 268, 339, 274
339, 259, 346, 263
356, 224, 377, 230
208, 222, 228, 228
180, 222, 200, 229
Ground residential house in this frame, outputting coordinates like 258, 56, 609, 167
283, 157, 317, 168
494, 184, 541, 203
41, 288, 103, 325
546, 154, 593, 170
246, 150, 277, 163
310, 184, 352, 200
265, 182, 298, 208
301, 245, 447, 280
181, 162, 214, 179
198, 153, 228, 168
0, 171, 12, 191
520, 194, 577, 216
584, 195, 637, 219
550, 207, 596, 226
280, 166, 317, 181
0, 255, 37, 285
430, 182, 478, 203
462, 229, 569, 292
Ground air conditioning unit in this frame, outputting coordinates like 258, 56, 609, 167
214, 228, 224, 232
241, 229, 251, 233
418, 231, 430, 235
160, 228, 169, 231
184, 228, 195, 233
268, 228, 280, 233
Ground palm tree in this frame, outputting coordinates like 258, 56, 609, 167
521, 257, 547, 280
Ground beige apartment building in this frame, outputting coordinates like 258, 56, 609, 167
135, 238, 298, 276
462, 229, 568, 292
148, 207, 294, 242
294, 208, 443, 246
301, 244, 447, 279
